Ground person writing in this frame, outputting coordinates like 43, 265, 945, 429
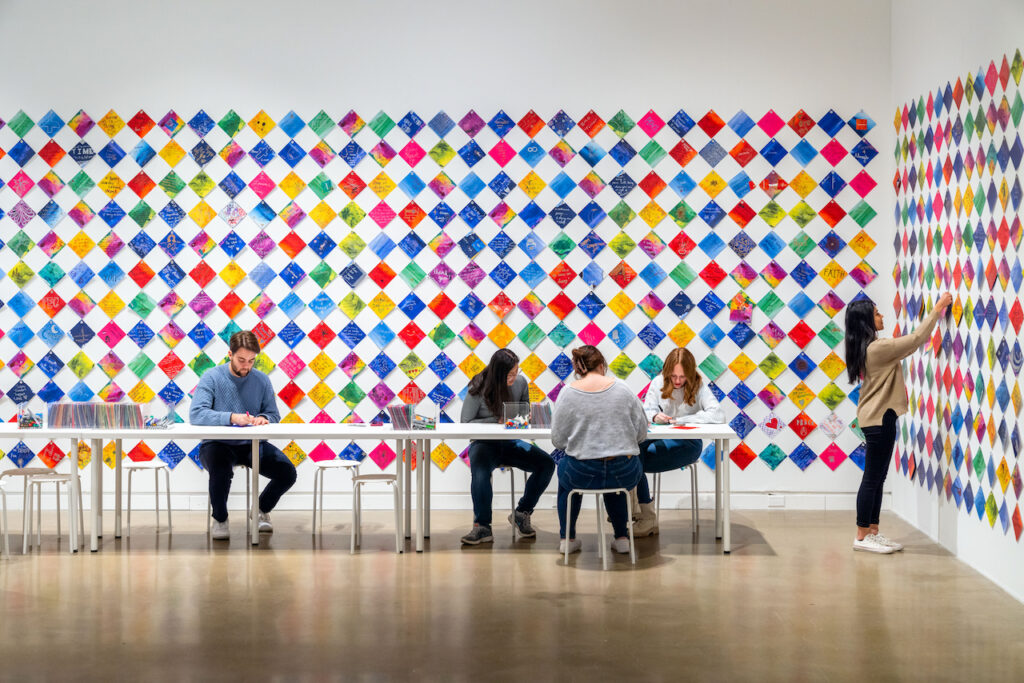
551, 345, 646, 555
845, 292, 952, 553
189, 330, 297, 540
459, 349, 555, 545
634, 347, 725, 536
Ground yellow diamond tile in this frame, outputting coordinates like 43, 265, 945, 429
429, 140, 456, 166
1012, 381, 1021, 416
339, 232, 366, 258
987, 380, 996, 410
520, 353, 547, 380
97, 291, 125, 317
607, 292, 635, 319
128, 381, 155, 404
254, 352, 275, 374
431, 442, 457, 471
849, 230, 877, 258
963, 185, 975, 213
528, 381, 545, 403
488, 322, 515, 347
789, 382, 816, 409
248, 110, 276, 138
308, 352, 335, 379
219, 261, 247, 288
279, 171, 306, 199
699, 171, 726, 198
459, 353, 485, 379
368, 292, 395, 318
98, 171, 125, 198
69, 351, 94, 379
308, 381, 336, 409
97, 109, 125, 137
638, 200, 667, 228
518, 171, 546, 198
188, 171, 216, 197
338, 292, 365, 319
68, 230, 96, 258
953, 186, 964, 216
819, 351, 846, 380
189, 200, 216, 228
728, 354, 756, 380
997, 457, 1011, 492
369, 172, 396, 198
280, 411, 302, 425
668, 321, 695, 347
789, 170, 817, 198
820, 260, 847, 288
159, 140, 186, 166
309, 201, 336, 228
943, 434, 953, 463
282, 441, 306, 466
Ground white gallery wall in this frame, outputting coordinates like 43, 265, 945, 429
0, 0, 893, 513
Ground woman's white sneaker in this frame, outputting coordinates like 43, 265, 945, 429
853, 534, 895, 554
872, 533, 903, 551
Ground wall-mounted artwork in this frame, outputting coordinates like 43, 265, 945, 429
0, 106, 877, 474
894, 50, 1024, 541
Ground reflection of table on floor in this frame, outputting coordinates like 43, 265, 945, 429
411, 424, 737, 553
0, 424, 420, 551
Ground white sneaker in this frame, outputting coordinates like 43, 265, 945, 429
257, 512, 273, 533
872, 533, 904, 551
853, 534, 895, 554
610, 537, 632, 554
211, 519, 230, 540
559, 538, 582, 554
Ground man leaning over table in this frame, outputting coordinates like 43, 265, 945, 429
189, 330, 296, 540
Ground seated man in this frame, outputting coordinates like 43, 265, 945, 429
189, 330, 296, 540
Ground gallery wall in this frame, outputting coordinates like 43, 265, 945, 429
0, 0, 894, 511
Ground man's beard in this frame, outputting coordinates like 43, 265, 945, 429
231, 361, 250, 376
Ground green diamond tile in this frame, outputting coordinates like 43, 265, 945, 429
339, 381, 367, 408
159, 171, 186, 198
7, 110, 35, 138
129, 353, 156, 379
68, 171, 95, 198
367, 111, 395, 137
607, 110, 635, 137
428, 322, 456, 349
789, 232, 816, 259
667, 201, 696, 227
518, 321, 545, 350
699, 355, 727, 380
758, 291, 785, 317
218, 110, 245, 137
608, 201, 637, 228
548, 321, 576, 347
128, 292, 156, 317
128, 201, 155, 227
818, 321, 843, 349
400, 262, 426, 288
638, 140, 666, 166
308, 172, 334, 199
309, 262, 336, 288
849, 201, 877, 228
669, 262, 697, 288
308, 110, 336, 138
548, 233, 575, 259
8, 231, 35, 258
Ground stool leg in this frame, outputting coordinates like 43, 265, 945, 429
312, 468, 319, 535
126, 469, 133, 539
36, 483, 42, 547
318, 468, 325, 534
56, 482, 62, 540
350, 482, 358, 554
154, 469, 160, 532
690, 465, 698, 532
627, 490, 637, 565
564, 491, 575, 566
23, 483, 32, 553
66, 481, 76, 552
654, 472, 661, 518
165, 468, 172, 533
2, 489, 9, 557
392, 481, 402, 554
597, 494, 608, 571
509, 470, 516, 540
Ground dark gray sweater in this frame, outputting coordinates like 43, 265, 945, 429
460, 374, 530, 423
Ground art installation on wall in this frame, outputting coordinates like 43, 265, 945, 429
0, 106, 877, 475
894, 50, 1024, 542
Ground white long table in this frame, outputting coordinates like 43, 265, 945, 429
411, 424, 737, 553
0, 422, 736, 554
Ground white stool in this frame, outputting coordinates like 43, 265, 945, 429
311, 459, 402, 554
565, 487, 637, 570
652, 463, 699, 531
125, 460, 172, 537
207, 465, 251, 534
0, 480, 9, 557
311, 460, 361, 534
24, 472, 83, 553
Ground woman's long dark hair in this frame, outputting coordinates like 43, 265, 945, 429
845, 299, 877, 383
468, 348, 519, 417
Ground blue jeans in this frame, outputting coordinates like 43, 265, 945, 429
199, 441, 297, 522
557, 456, 643, 539
636, 439, 702, 504
469, 440, 554, 527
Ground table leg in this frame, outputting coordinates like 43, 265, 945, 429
91, 438, 102, 552
723, 438, 731, 554
393, 439, 403, 541
404, 438, 412, 540
424, 440, 430, 538
68, 438, 80, 553
251, 439, 260, 546
115, 439, 123, 538
715, 438, 722, 540
416, 438, 429, 552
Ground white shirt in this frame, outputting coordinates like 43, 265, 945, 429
642, 375, 725, 424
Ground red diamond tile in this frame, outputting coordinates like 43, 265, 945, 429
252, 321, 275, 347
729, 140, 758, 167
789, 411, 817, 439
668, 232, 696, 259
1009, 299, 1023, 334
398, 381, 426, 404
39, 290, 66, 317
609, 261, 637, 288
278, 231, 306, 259
577, 110, 605, 138
399, 201, 426, 228
549, 261, 577, 288
126, 442, 156, 463
1013, 505, 1022, 541
189, 260, 216, 287
428, 292, 455, 318
697, 110, 725, 137
128, 262, 155, 287
128, 172, 155, 198
488, 293, 515, 318
38, 442, 67, 468
368, 261, 396, 288
699, 262, 727, 288
398, 322, 425, 348
339, 171, 366, 199
788, 109, 816, 137
729, 201, 756, 227
760, 172, 788, 196
218, 292, 245, 318
638, 172, 666, 198
789, 321, 815, 348
818, 200, 847, 228
309, 322, 336, 349
729, 442, 757, 470
158, 352, 185, 379
278, 381, 305, 409
127, 110, 156, 136
517, 110, 545, 138
38, 140, 66, 167
548, 292, 575, 320
669, 140, 697, 166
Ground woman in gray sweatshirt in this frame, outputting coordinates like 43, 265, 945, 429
551, 345, 647, 555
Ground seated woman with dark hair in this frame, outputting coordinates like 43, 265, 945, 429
459, 349, 555, 545
633, 347, 725, 536
551, 345, 647, 555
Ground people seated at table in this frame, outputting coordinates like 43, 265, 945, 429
459, 349, 555, 545
189, 330, 296, 540
634, 347, 724, 536
551, 345, 647, 554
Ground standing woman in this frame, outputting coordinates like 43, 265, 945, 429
551, 345, 647, 554
634, 347, 725, 536
845, 292, 952, 553
460, 349, 555, 545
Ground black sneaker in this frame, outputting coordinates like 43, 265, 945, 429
508, 510, 536, 537
460, 525, 494, 545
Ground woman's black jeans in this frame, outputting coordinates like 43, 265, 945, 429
857, 408, 898, 528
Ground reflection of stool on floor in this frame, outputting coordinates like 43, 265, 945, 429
312, 460, 402, 554
0, 479, 9, 557
125, 460, 172, 537
565, 487, 637, 570
24, 471, 84, 553
651, 463, 699, 532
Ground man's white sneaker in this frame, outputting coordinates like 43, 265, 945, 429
610, 537, 632, 554
872, 533, 903, 551
257, 512, 273, 533
211, 519, 230, 540
853, 534, 895, 554
559, 538, 582, 554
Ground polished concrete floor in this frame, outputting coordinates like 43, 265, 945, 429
1, 507, 1022, 682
